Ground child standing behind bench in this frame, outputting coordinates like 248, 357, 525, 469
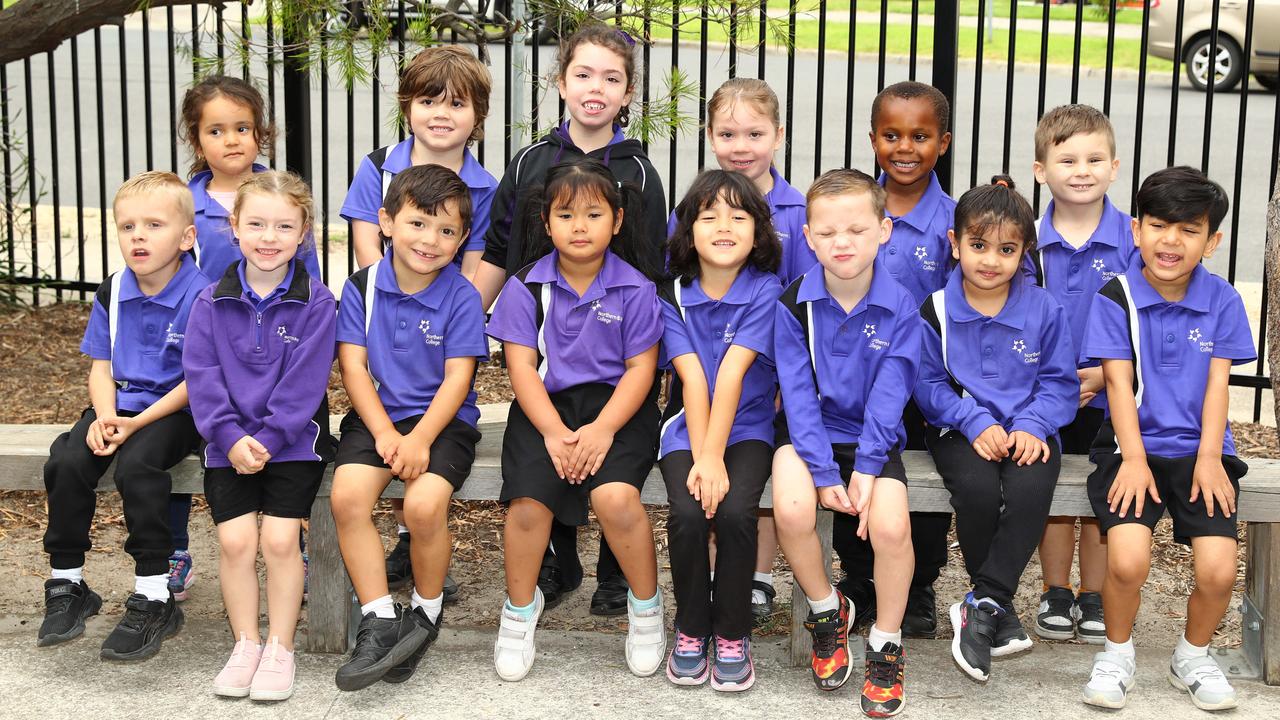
39, 171, 206, 661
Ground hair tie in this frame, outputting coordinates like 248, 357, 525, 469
615, 29, 637, 47
994, 178, 1010, 188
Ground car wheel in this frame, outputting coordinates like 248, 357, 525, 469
1255, 74, 1280, 92
1185, 34, 1244, 92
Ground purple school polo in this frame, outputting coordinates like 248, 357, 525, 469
875, 171, 956, 305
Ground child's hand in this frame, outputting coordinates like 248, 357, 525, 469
544, 426, 577, 483
972, 424, 1010, 461
566, 422, 615, 483
1107, 458, 1161, 519
228, 435, 268, 475
1191, 454, 1236, 518
1007, 430, 1050, 466
818, 485, 856, 515
100, 415, 139, 449
85, 415, 115, 455
391, 435, 430, 482
374, 430, 404, 466
687, 456, 729, 519
847, 471, 875, 540
1078, 367, 1104, 406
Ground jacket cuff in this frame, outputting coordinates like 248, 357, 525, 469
212, 424, 250, 458
854, 454, 886, 478
811, 467, 843, 488
961, 413, 1000, 445
254, 426, 287, 458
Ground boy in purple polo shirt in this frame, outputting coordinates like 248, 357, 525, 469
1030, 104, 1139, 644
1080, 167, 1254, 712
331, 165, 489, 691
39, 172, 205, 661
771, 169, 919, 716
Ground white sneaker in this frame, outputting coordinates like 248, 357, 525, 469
1169, 653, 1238, 711
1082, 650, 1136, 709
625, 592, 666, 677
494, 588, 544, 682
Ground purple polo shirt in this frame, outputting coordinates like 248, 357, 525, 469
1081, 262, 1255, 457
81, 253, 207, 413
190, 164, 324, 282
340, 139, 498, 256
915, 268, 1079, 444
875, 171, 956, 305
336, 257, 489, 426
486, 250, 663, 395
658, 267, 782, 457
775, 264, 921, 486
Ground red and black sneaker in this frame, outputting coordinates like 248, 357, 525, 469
803, 591, 854, 691
861, 641, 906, 717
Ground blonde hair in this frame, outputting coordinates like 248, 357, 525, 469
1034, 104, 1116, 163
231, 171, 317, 256
706, 78, 781, 131
806, 168, 887, 218
114, 171, 194, 222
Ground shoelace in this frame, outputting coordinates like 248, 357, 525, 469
811, 622, 839, 656
168, 556, 188, 580
715, 637, 745, 662
117, 603, 153, 633
674, 632, 704, 655
867, 655, 900, 687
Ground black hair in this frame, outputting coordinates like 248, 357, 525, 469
383, 164, 474, 234
871, 81, 951, 134
1134, 165, 1230, 233
666, 170, 781, 282
953, 174, 1038, 257
519, 157, 660, 280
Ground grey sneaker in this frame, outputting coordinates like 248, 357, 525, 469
1035, 586, 1075, 641
1082, 650, 1136, 709
1168, 653, 1238, 711
1074, 591, 1106, 644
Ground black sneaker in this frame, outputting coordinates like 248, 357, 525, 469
386, 532, 412, 590
99, 593, 184, 661
382, 606, 443, 684
1034, 585, 1075, 641
803, 592, 854, 691
442, 574, 460, 604
901, 583, 937, 639
949, 593, 998, 681
835, 576, 877, 630
536, 551, 573, 611
1074, 591, 1106, 644
589, 574, 629, 617
335, 603, 429, 691
991, 605, 1032, 657
861, 641, 906, 717
750, 579, 776, 623
38, 579, 102, 647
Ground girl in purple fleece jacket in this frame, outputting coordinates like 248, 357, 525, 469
182, 172, 336, 702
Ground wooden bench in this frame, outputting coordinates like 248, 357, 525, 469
4, 408, 1280, 684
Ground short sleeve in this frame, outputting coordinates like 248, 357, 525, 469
660, 299, 695, 368
1080, 283, 1133, 363
1212, 286, 1257, 363
729, 278, 782, 361
621, 282, 664, 359
485, 277, 539, 348
335, 278, 369, 347
444, 284, 491, 360
80, 290, 111, 360
466, 184, 496, 254
339, 157, 384, 225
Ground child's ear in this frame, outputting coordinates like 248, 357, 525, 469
948, 228, 960, 260
879, 216, 893, 246
1109, 156, 1120, 181
612, 207, 625, 235
803, 223, 815, 253
939, 130, 952, 156
378, 207, 395, 238
1202, 230, 1225, 259
1032, 161, 1046, 185
773, 124, 786, 154
1131, 217, 1142, 248
180, 224, 197, 252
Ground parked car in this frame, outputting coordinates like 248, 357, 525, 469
1147, 0, 1280, 91
325, 0, 515, 40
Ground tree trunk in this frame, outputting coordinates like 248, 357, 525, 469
1267, 161, 1280, 437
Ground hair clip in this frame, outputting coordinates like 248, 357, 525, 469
994, 178, 1010, 188
615, 29, 637, 47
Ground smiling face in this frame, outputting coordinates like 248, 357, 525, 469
1133, 213, 1222, 294
1033, 131, 1119, 208
870, 96, 951, 192
232, 191, 306, 275
113, 194, 196, 285
950, 219, 1026, 295
198, 94, 259, 181
691, 193, 756, 274
557, 42, 634, 134
804, 191, 892, 283
707, 103, 784, 193
406, 86, 478, 156
380, 198, 468, 278
544, 188, 623, 266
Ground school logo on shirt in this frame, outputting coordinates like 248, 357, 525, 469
1091, 257, 1121, 280
864, 323, 891, 351
592, 299, 623, 325
1011, 339, 1040, 364
1188, 327, 1213, 353
164, 322, 184, 345
276, 324, 299, 344
420, 318, 443, 346
721, 321, 736, 344
863, 323, 877, 338
914, 245, 938, 273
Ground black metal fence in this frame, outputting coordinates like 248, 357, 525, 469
1, 0, 1277, 418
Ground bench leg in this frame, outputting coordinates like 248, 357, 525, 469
306, 493, 352, 654
790, 509, 834, 667
1247, 522, 1280, 684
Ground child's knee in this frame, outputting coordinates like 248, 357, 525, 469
260, 527, 301, 560
870, 515, 912, 551
591, 486, 643, 525
219, 531, 257, 562
772, 497, 814, 534
1106, 550, 1151, 586
1195, 555, 1237, 594
329, 484, 372, 527
404, 497, 448, 537
506, 499, 548, 533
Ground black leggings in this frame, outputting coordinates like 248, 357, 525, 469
659, 441, 772, 639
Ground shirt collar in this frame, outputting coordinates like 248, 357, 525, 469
382, 137, 416, 174
214, 259, 311, 302
525, 250, 645, 305
943, 266, 1031, 330
796, 263, 900, 315
385, 141, 494, 192
556, 121, 626, 149
1037, 196, 1124, 250
191, 163, 269, 218
376, 252, 460, 309
765, 167, 805, 209
680, 266, 766, 308
878, 171, 945, 233
118, 253, 200, 306
1125, 261, 1213, 312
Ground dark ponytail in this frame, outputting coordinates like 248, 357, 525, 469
953, 174, 1038, 256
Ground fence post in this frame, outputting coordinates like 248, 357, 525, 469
282, 2, 311, 184
931, 0, 959, 194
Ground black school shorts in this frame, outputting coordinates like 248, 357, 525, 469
334, 411, 481, 490
204, 461, 326, 524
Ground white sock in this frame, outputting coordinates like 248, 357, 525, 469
411, 588, 443, 623
360, 594, 396, 619
397, 524, 410, 536
134, 574, 169, 602
868, 624, 903, 652
807, 587, 840, 614
753, 571, 773, 585
51, 567, 83, 584
1174, 634, 1209, 665
1105, 637, 1136, 658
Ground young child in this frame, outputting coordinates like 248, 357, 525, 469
836, 81, 958, 637
1080, 167, 1253, 712
1030, 104, 1137, 644
182, 172, 336, 701
39, 171, 205, 660
473, 21, 668, 617
487, 158, 665, 681
914, 177, 1078, 683
341, 44, 497, 278
330, 165, 488, 691
659, 170, 782, 691
772, 169, 919, 717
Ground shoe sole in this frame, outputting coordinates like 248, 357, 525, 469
1082, 685, 1131, 709
212, 683, 251, 698
991, 636, 1034, 658
494, 594, 544, 682
863, 691, 907, 718
171, 569, 196, 602
948, 603, 989, 682
589, 604, 628, 617
710, 668, 755, 692
812, 602, 856, 692
100, 605, 185, 662
1034, 620, 1075, 642
250, 682, 295, 702
335, 622, 431, 691
666, 662, 709, 686
37, 592, 103, 647
1167, 670, 1238, 711
1076, 628, 1107, 645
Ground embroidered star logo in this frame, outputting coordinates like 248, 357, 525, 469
1092, 258, 1106, 272
590, 299, 603, 312
914, 246, 928, 260
1012, 339, 1026, 353
419, 319, 430, 333
863, 323, 876, 338
1188, 328, 1202, 342
276, 325, 286, 337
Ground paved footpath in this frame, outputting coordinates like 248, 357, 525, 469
2, 615, 1278, 719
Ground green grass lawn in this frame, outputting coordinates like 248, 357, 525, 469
780, 0, 1145, 26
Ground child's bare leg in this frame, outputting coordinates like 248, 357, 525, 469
330, 465, 393, 603
260, 515, 304, 650
590, 483, 657, 599
756, 513, 778, 572
1101, 524, 1152, 643
1185, 536, 1238, 646
1078, 519, 1107, 592
771, 445, 830, 599
403, 473, 454, 599
1039, 517, 1076, 588
217, 513, 261, 644
505, 498, 553, 605
868, 477, 913, 633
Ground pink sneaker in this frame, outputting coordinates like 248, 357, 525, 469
249, 637, 296, 701
213, 633, 261, 697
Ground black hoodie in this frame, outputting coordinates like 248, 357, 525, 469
481, 122, 668, 277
